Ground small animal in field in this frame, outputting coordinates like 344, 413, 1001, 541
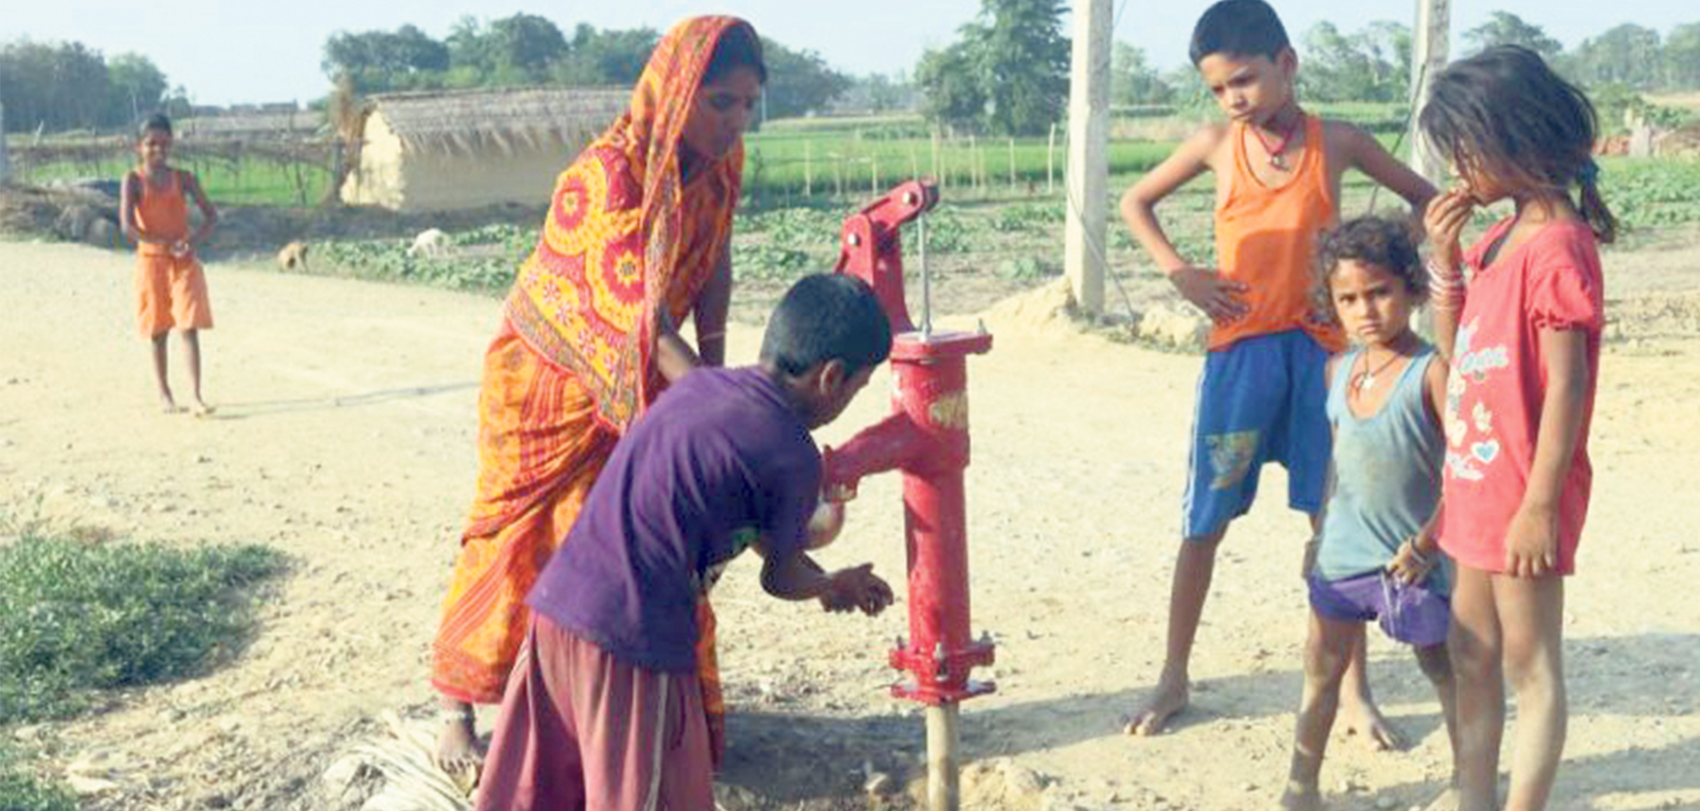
277, 241, 309, 272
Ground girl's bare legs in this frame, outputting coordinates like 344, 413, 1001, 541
151, 332, 181, 412
1450, 565, 1505, 811
1282, 613, 1359, 811
1416, 640, 1462, 806
1496, 574, 1567, 811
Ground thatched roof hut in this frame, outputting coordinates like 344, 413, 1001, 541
339, 86, 629, 212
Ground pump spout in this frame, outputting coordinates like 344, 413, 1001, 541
821, 410, 931, 502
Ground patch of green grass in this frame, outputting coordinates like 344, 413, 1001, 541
0, 746, 76, 811
0, 530, 289, 723
18, 156, 332, 208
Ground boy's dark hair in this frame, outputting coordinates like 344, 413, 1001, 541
705, 22, 767, 85
1420, 45, 1617, 244
761, 274, 891, 377
1190, 0, 1291, 65
139, 113, 173, 138
1313, 216, 1427, 317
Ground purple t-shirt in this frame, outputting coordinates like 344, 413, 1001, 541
528, 366, 821, 672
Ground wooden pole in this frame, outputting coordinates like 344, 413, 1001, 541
805, 140, 814, 198
1008, 138, 1017, 193
910, 143, 922, 181
926, 704, 960, 811
1065, 0, 1113, 316
969, 134, 979, 194
1409, 0, 1450, 189
1047, 122, 1057, 196
932, 130, 943, 188
871, 153, 880, 196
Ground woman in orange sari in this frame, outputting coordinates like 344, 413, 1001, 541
430, 16, 763, 773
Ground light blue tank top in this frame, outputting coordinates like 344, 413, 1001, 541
1316, 344, 1449, 593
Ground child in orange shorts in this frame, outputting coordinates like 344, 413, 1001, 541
120, 113, 218, 415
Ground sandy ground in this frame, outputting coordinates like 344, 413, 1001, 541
2, 238, 1699, 811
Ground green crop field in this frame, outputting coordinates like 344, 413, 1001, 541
16, 154, 333, 208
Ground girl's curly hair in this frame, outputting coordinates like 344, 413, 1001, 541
1312, 215, 1426, 320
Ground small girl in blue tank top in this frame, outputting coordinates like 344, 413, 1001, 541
1281, 217, 1459, 811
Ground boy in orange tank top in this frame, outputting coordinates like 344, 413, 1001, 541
120, 114, 219, 416
1118, 0, 1436, 742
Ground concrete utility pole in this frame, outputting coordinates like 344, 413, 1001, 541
0, 103, 10, 186
1409, 0, 1451, 189
1064, 0, 1113, 317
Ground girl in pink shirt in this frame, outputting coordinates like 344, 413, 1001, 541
1420, 46, 1613, 811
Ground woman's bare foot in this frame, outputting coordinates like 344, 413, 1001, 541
1339, 698, 1406, 751
433, 705, 483, 779
1122, 677, 1189, 736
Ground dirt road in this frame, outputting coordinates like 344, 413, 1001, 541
2, 240, 1698, 811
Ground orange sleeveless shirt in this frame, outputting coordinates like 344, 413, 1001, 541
1210, 114, 1344, 353
135, 170, 190, 256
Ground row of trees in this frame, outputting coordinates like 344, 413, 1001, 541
319, 14, 852, 121
919, 3, 1700, 136
0, 40, 189, 134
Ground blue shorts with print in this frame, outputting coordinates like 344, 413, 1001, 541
1182, 330, 1330, 540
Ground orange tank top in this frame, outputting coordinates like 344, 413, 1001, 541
1210, 114, 1343, 353
135, 169, 190, 256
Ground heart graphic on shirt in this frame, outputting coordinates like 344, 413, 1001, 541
1471, 440, 1500, 464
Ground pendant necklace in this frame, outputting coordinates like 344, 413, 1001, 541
1253, 108, 1303, 170
1351, 349, 1401, 395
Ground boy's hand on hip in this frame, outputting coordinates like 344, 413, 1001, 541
1504, 502, 1559, 578
820, 563, 893, 616
1167, 266, 1248, 325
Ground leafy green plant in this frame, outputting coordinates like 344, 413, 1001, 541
731, 243, 815, 282
0, 532, 288, 723
999, 255, 1058, 280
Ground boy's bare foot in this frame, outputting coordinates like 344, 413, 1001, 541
1122, 677, 1188, 736
1279, 782, 1324, 811
160, 396, 186, 414
1339, 699, 1406, 751
433, 712, 483, 779
191, 400, 216, 418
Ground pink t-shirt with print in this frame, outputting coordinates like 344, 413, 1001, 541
1439, 217, 1604, 575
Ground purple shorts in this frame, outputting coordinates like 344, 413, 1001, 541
1307, 570, 1450, 648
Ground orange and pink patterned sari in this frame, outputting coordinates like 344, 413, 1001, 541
431, 15, 748, 762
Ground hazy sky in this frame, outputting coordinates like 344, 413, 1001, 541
1, 1, 1693, 106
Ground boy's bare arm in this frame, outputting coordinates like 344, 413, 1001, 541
120, 172, 171, 246
756, 542, 892, 615
119, 172, 141, 244
182, 171, 219, 246
1340, 123, 1438, 214
1120, 126, 1247, 323
1120, 125, 1219, 273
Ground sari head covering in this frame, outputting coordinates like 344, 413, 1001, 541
504, 15, 753, 431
